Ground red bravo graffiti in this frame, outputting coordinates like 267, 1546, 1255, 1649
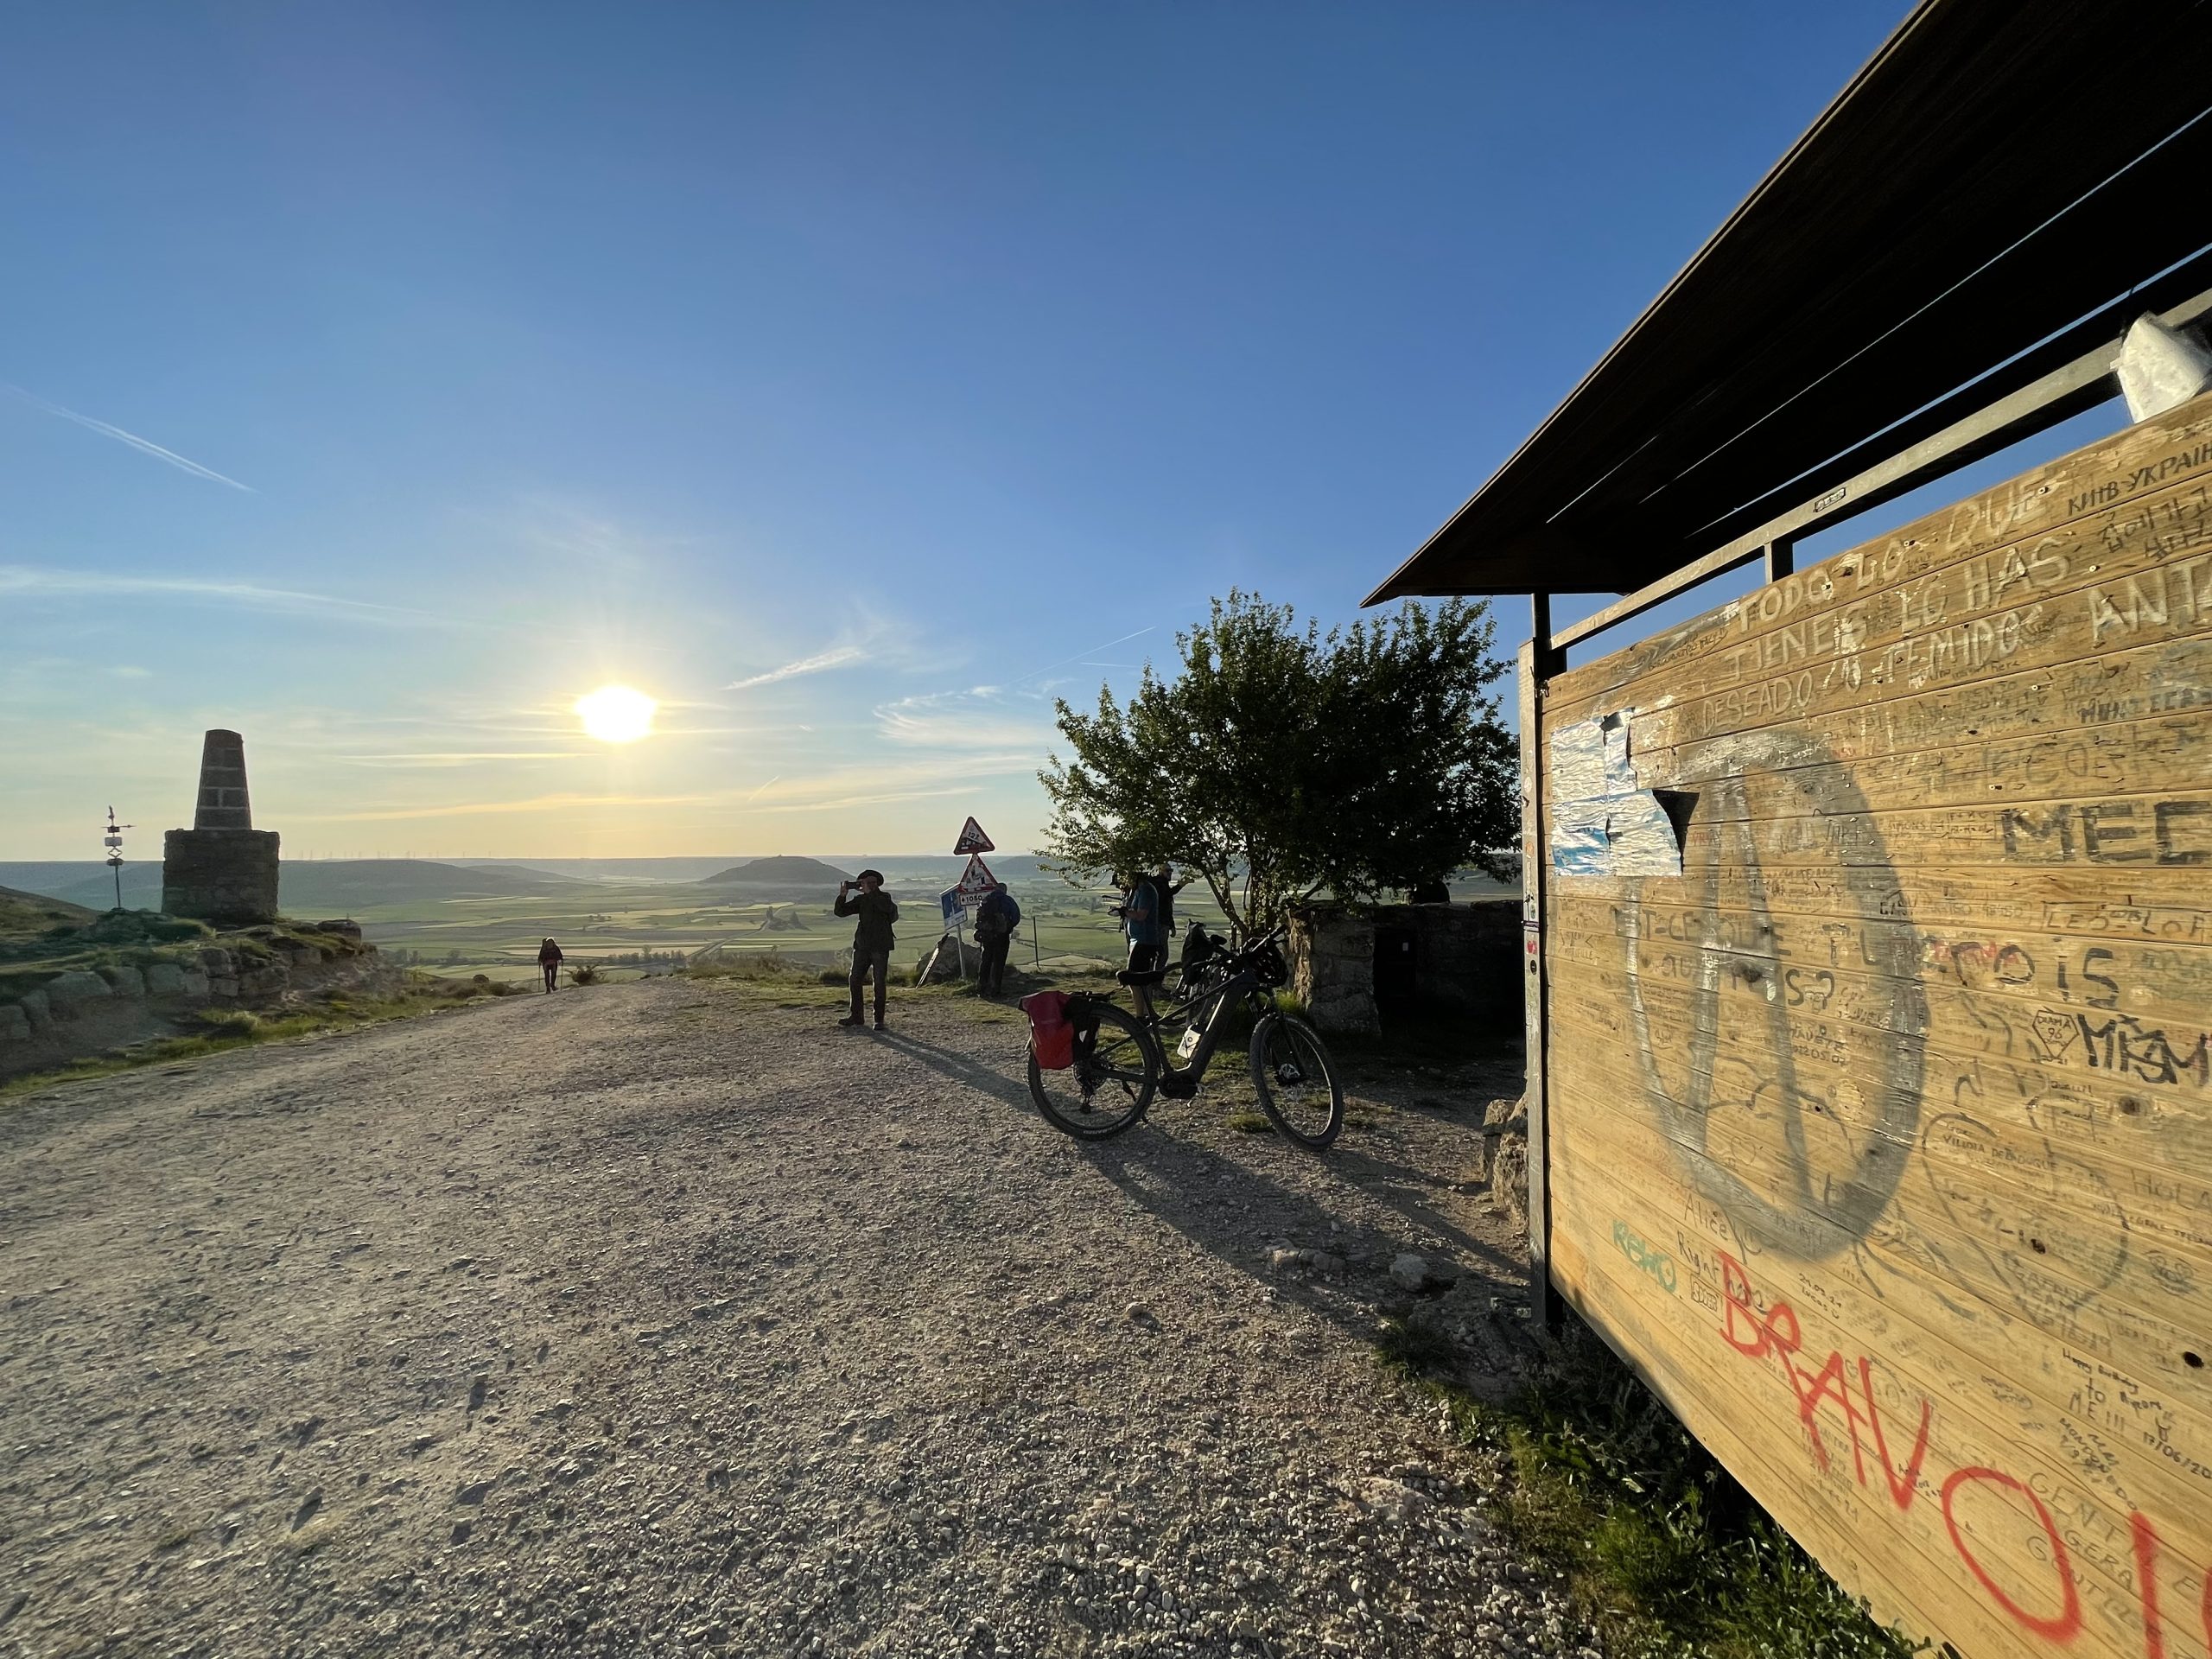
1718, 1252, 2209, 1657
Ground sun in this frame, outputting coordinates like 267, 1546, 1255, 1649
575, 684, 658, 744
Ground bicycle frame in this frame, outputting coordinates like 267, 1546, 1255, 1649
1123, 962, 1272, 1089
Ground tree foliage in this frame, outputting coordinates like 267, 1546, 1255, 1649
1039, 590, 1516, 935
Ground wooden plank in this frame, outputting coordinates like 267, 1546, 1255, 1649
1542, 892, 2212, 1101
1547, 1128, 2212, 1572
1550, 862, 2212, 950
1547, 1167, 2212, 1659
1546, 482, 2212, 746
1541, 959, 2212, 1263
1536, 391, 2212, 1659
1520, 631, 1554, 1327
1547, 783, 2212, 874
1545, 1030, 2212, 1384
1622, 614, 2212, 771
1547, 390, 2212, 718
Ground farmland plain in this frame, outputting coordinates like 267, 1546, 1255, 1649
0, 857, 1516, 984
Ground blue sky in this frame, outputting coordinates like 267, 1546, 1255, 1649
1, 1, 1916, 860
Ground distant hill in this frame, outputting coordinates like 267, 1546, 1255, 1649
0, 864, 163, 912
0, 883, 98, 940
699, 855, 850, 888
0, 859, 588, 916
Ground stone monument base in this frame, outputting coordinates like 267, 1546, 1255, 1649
162, 829, 281, 925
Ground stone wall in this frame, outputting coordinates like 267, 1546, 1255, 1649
162, 828, 281, 926
1286, 898, 1519, 1034
1371, 898, 1520, 1014
1285, 906, 1379, 1035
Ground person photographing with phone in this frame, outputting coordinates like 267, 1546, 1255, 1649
834, 869, 899, 1029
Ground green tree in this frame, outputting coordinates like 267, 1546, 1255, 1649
1039, 590, 1516, 935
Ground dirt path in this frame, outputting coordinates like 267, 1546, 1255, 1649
0, 978, 1586, 1659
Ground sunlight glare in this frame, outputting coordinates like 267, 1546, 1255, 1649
575, 684, 658, 744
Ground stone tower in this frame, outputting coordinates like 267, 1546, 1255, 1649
162, 729, 281, 925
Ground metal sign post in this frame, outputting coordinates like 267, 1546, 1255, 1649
919, 819, 1000, 985
103, 806, 133, 912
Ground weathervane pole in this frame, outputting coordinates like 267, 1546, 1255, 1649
103, 805, 134, 912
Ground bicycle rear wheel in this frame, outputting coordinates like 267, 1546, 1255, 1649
1029, 1000, 1158, 1139
1249, 1013, 1344, 1148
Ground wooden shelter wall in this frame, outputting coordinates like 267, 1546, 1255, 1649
1537, 392, 2212, 1659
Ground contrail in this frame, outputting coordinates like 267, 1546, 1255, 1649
1014, 626, 1154, 685
5, 385, 255, 492
727, 644, 865, 690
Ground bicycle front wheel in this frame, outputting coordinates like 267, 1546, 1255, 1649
1249, 1013, 1344, 1148
1029, 1001, 1158, 1140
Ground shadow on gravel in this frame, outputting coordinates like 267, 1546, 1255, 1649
1073, 1127, 1522, 1350
870, 1020, 1529, 1364
870, 1030, 1035, 1114
1323, 1144, 1518, 1272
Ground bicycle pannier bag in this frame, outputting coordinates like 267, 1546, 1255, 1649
1020, 989, 1075, 1071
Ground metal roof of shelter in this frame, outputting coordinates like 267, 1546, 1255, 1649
1367, 0, 2212, 607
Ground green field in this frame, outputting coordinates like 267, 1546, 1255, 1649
353, 875, 1179, 983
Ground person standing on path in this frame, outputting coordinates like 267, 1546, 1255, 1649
537, 937, 563, 993
1117, 871, 1166, 976
1153, 863, 1191, 938
972, 880, 1021, 997
835, 870, 899, 1029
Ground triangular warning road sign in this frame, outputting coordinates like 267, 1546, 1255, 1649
952, 816, 994, 855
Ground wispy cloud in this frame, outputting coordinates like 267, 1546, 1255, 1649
288, 790, 726, 823
874, 687, 1052, 751
334, 751, 590, 768
0, 566, 461, 627
742, 755, 1033, 812
6, 385, 254, 492
285, 755, 1033, 823
726, 643, 867, 690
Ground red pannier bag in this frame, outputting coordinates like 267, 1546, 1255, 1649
1020, 989, 1075, 1071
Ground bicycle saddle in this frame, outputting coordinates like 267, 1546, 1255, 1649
1116, 966, 1173, 987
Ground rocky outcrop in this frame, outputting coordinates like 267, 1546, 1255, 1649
0, 921, 397, 1079
42, 969, 114, 1014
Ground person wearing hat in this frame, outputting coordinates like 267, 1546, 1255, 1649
835, 870, 899, 1029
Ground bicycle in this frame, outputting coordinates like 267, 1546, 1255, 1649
1026, 926, 1344, 1148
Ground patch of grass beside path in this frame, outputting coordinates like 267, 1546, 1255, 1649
680, 952, 1048, 1025
0, 975, 518, 1102
1378, 1319, 1922, 1659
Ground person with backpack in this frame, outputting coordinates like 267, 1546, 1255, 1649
537, 937, 563, 993
835, 870, 899, 1029
972, 880, 1021, 996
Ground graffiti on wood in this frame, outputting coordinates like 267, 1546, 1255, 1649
1541, 393, 2212, 1659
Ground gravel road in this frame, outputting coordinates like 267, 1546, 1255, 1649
0, 976, 1590, 1658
